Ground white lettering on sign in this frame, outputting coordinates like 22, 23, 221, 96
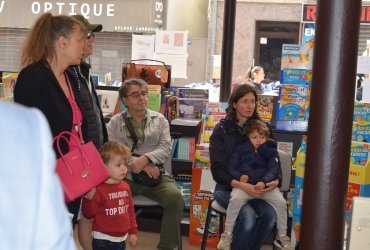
0, 1, 5, 13
30, 2, 115, 17
304, 28, 315, 36
155, 1, 163, 12
55, 2, 65, 14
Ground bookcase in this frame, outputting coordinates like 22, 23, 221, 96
170, 121, 202, 182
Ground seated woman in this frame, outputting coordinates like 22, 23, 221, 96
210, 84, 279, 250
107, 78, 183, 250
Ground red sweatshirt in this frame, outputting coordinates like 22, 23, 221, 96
82, 181, 138, 237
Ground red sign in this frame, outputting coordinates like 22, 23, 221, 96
302, 4, 370, 24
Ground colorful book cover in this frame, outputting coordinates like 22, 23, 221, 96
176, 88, 209, 119
281, 44, 304, 70
278, 95, 307, 121
1, 72, 18, 101
147, 93, 161, 112
350, 141, 370, 166
280, 84, 311, 96
178, 99, 208, 119
282, 68, 312, 85
347, 182, 361, 211
348, 163, 370, 184
257, 95, 275, 123
177, 88, 209, 99
202, 126, 214, 143
352, 122, 370, 143
194, 144, 211, 169
353, 102, 370, 122
281, 42, 314, 70
205, 102, 228, 117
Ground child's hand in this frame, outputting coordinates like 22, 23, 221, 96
129, 234, 138, 246
255, 182, 265, 190
84, 188, 96, 200
240, 175, 249, 183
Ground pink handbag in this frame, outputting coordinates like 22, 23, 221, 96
54, 131, 109, 203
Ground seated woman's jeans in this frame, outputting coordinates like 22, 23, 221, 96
214, 185, 277, 250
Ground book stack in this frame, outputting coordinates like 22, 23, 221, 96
164, 94, 178, 122
174, 137, 195, 161
278, 69, 311, 122
347, 102, 370, 216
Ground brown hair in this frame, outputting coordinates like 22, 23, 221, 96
227, 84, 260, 122
118, 78, 148, 99
99, 141, 130, 165
245, 119, 270, 138
20, 13, 86, 68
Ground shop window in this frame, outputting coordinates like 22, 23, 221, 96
254, 21, 299, 81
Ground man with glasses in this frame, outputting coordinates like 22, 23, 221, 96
66, 15, 108, 250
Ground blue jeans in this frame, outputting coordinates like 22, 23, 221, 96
214, 185, 277, 250
92, 239, 126, 250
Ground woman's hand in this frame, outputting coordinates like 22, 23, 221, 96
142, 165, 161, 179
129, 155, 150, 173
263, 179, 279, 192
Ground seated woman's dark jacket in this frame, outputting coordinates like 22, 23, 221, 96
210, 117, 245, 188
228, 140, 281, 185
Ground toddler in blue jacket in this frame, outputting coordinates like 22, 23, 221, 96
217, 119, 292, 250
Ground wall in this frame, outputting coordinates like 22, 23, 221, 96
166, 0, 208, 38
215, 2, 301, 83
166, 0, 209, 85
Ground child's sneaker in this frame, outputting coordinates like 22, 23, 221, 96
217, 232, 232, 250
274, 235, 294, 250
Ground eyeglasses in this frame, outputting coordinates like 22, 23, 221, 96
87, 32, 95, 39
126, 91, 148, 99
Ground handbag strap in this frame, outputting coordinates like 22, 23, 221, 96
65, 73, 84, 143
122, 112, 138, 153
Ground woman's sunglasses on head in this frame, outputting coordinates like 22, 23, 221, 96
87, 32, 95, 39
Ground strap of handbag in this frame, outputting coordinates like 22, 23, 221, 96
121, 112, 138, 154
65, 72, 84, 144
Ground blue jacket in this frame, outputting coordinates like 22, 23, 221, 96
228, 140, 280, 185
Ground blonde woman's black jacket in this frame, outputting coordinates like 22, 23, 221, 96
14, 61, 85, 157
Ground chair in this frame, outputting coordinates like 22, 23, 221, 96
133, 195, 182, 250
201, 150, 292, 250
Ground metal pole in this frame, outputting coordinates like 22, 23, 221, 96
300, 0, 362, 249
219, 0, 236, 102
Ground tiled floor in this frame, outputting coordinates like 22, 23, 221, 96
74, 227, 274, 250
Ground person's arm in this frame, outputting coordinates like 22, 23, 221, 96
127, 185, 138, 241
81, 192, 99, 219
209, 123, 233, 186
227, 147, 245, 181
143, 114, 171, 165
14, 69, 43, 109
106, 114, 121, 142
258, 141, 282, 185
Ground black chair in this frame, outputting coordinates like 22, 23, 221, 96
201, 150, 292, 250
